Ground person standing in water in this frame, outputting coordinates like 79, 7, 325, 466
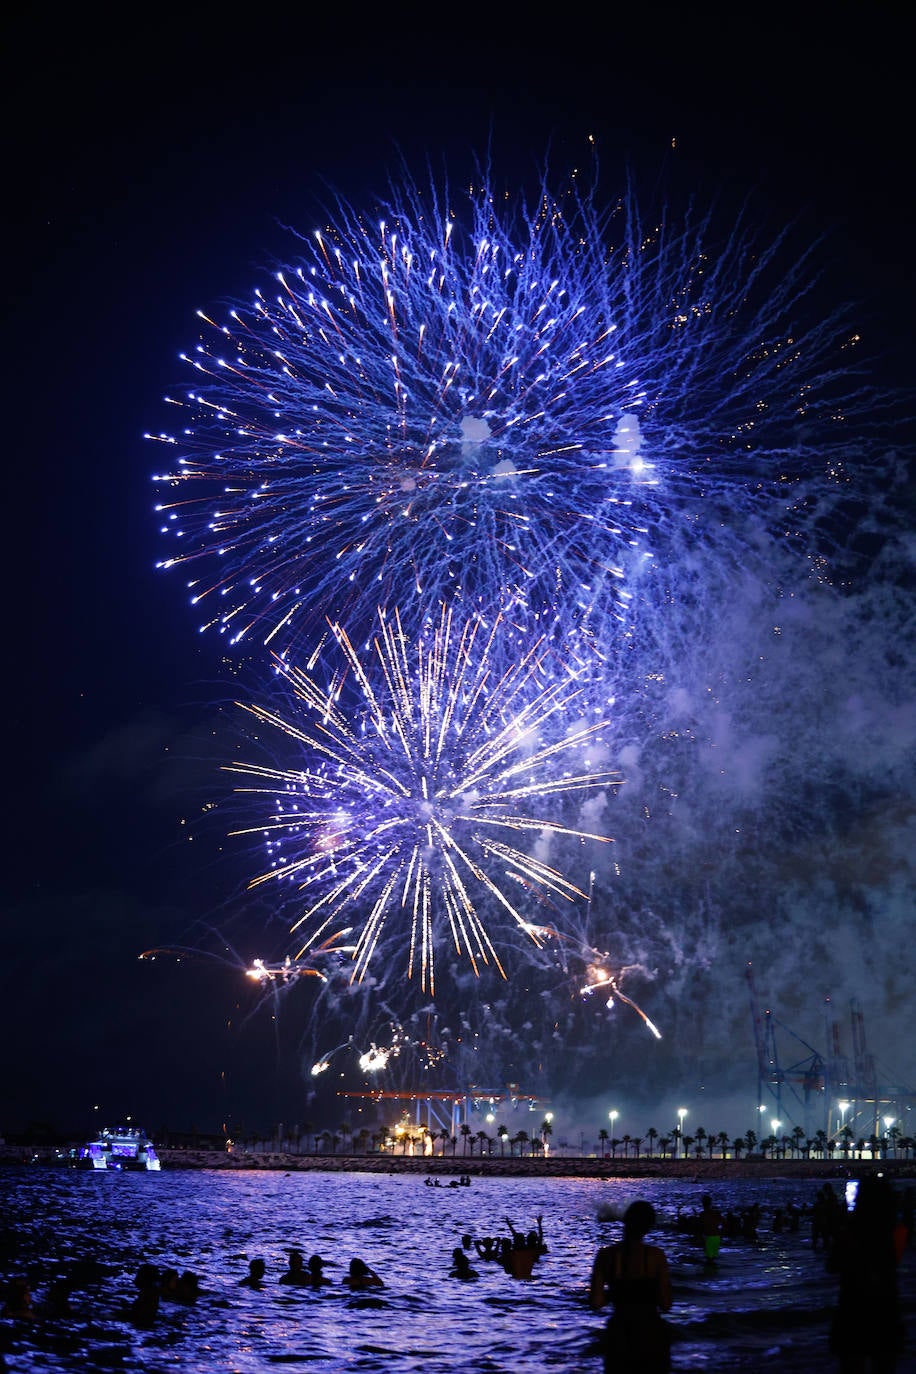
589, 1200, 673, 1374
699, 1193, 724, 1264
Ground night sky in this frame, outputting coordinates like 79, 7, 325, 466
3, 9, 913, 1142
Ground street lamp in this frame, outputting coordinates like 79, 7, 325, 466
677, 1108, 687, 1159
838, 1100, 850, 1136
608, 1110, 619, 1132
884, 1115, 896, 1156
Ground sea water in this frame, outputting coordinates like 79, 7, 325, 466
0, 1168, 913, 1371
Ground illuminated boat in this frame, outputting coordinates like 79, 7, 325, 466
81, 1126, 162, 1171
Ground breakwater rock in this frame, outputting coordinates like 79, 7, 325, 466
4, 1144, 913, 1181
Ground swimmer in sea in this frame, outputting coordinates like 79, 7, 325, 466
239, 1258, 266, 1289
344, 1257, 384, 1290
699, 1194, 724, 1264
590, 1200, 673, 1374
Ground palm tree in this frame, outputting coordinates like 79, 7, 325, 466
682, 1134, 695, 1159
609, 1137, 621, 1160
732, 1137, 745, 1160
695, 1126, 708, 1158
497, 1125, 508, 1157
716, 1132, 729, 1159
459, 1123, 472, 1155
513, 1130, 530, 1158
658, 1136, 672, 1159
744, 1129, 758, 1156
631, 1136, 643, 1160
646, 1127, 659, 1157
541, 1119, 553, 1154
598, 1128, 609, 1157
791, 1125, 805, 1158
476, 1130, 490, 1157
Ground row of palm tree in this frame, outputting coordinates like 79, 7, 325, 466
593, 1122, 916, 1161
241, 1118, 916, 1160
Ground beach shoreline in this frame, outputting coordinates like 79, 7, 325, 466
3, 1144, 914, 1181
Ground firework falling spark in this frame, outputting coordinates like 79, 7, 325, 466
580, 967, 663, 1039
224, 604, 618, 993
244, 927, 356, 985
150, 162, 878, 657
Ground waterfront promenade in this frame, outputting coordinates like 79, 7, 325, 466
2, 1142, 914, 1180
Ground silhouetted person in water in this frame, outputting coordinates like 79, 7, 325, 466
344, 1257, 383, 1290
128, 1264, 159, 1327
828, 1176, 904, 1373
239, 1258, 266, 1289
279, 1251, 311, 1286
306, 1255, 332, 1288
2, 1277, 34, 1321
449, 1247, 478, 1279
589, 1200, 673, 1374
698, 1193, 724, 1263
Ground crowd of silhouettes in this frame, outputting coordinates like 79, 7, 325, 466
1, 1178, 913, 1371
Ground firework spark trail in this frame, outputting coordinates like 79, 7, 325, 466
223, 604, 618, 993
150, 163, 882, 658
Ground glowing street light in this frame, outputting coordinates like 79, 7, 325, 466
883, 1115, 896, 1156
608, 1110, 619, 1131
838, 1100, 850, 1134
677, 1107, 687, 1158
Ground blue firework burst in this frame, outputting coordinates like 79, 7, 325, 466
223, 605, 618, 993
151, 164, 873, 656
